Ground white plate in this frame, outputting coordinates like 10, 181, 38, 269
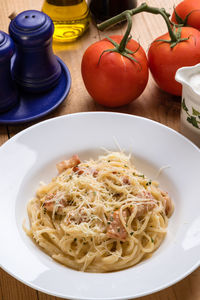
0, 112, 200, 300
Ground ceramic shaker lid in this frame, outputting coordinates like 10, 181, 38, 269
9, 10, 54, 46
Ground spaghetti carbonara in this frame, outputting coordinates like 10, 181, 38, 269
25, 152, 174, 272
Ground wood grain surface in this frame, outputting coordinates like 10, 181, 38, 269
0, 0, 199, 299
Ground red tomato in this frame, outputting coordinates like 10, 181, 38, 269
171, 0, 200, 30
148, 27, 200, 96
81, 35, 149, 107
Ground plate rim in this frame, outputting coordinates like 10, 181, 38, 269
1, 111, 200, 152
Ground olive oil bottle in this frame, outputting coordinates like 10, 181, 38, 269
42, 0, 90, 42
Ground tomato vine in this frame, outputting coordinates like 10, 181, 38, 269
97, 3, 189, 48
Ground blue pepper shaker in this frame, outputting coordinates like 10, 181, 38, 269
0, 31, 18, 113
9, 10, 62, 93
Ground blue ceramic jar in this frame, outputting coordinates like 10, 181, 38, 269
9, 10, 62, 93
0, 31, 18, 113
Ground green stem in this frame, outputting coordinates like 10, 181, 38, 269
97, 2, 177, 43
118, 13, 132, 52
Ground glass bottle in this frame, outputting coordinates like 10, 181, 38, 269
89, 0, 137, 23
42, 0, 90, 42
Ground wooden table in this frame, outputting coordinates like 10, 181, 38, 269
0, 0, 199, 299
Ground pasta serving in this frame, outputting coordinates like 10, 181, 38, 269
25, 151, 174, 272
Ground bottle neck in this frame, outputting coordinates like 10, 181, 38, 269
46, 0, 83, 5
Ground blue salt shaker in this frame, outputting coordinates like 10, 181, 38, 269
0, 31, 18, 113
9, 10, 61, 93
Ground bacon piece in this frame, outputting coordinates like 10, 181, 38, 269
137, 191, 154, 200
42, 200, 65, 215
91, 168, 98, 177
66, 208, 89, 225
42, 193, 67, 215
160, 190, 174, 217
73, 166, 84, 175
73, 166, 98, 177
135, 203, 156, 218
134, 191, 156, 217
42, 193, 55, 212
56, 155, 81, 174
122, 176, 130, 185
107, 210, 128, 241
43, 200, 55, 212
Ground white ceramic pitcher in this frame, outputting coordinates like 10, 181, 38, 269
175, 63, 200, 148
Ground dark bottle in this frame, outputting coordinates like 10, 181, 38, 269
89, 0, 137, 23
